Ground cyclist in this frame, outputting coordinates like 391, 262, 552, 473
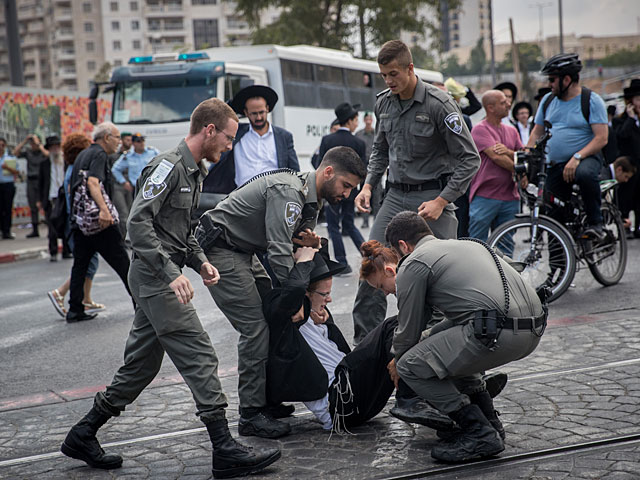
527, 53, 609, 240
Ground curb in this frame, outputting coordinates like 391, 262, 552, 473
0, 247, 47, 264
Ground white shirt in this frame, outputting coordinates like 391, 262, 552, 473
49, 155, 65, 200
234, 123, 278, 186
298, 318, 347, 429
516, 121, 530, 145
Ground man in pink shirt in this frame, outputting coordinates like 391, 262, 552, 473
468, 90, 523, 241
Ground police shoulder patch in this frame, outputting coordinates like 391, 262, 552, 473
150, 159, 174, 185
285, 201, 302, 227
444, 112, 463, 135
142, 177, 168, 200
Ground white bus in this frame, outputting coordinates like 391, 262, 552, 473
91, 44, 443, 169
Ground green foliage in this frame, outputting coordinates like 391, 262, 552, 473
600, 46, 640, 67
411, 45, 438, 70
441, 54, 467, 76
7, 103, 30, 130
467, 37, 486, 75
93, 62, 112, 83
498, 42, 543, 73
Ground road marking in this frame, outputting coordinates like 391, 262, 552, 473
510, 357, 640, 382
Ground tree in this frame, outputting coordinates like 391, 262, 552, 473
411, 45, 438, 70
466, 37, 486, 75
231, 0, 460, 59
93, 62, 112, 84
441, 54, 466, 76
498, 42, 542, 73
600, 46, 640, 67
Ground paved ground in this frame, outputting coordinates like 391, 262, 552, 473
1, 224, 640, 479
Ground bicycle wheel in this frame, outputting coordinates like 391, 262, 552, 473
586, 203, 627, 286
488, 217, 577, 303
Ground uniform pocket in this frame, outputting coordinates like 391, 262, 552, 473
209, 252, 234, 275
170, 193, 191, 209
410, 120, 435, 158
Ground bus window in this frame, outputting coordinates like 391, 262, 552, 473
281, 59, 313, 81
281, 59, 317, 107
316, 65, 343, 84
225, 74, 252, 102
315, 65, 345, 109
345, 69, 375, 111
373, 73, 387, 93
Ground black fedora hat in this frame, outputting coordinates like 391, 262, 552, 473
334, 102, 360, 125
229, 85, 278, 115
512, 101, 532, 117
310, 251, 346, 283
623, 79, 640, 99
494, 81, 518, 101
534, 87, 552, 101
45, 135, 61, 149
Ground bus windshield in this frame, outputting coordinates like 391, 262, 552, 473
112, 75, 217, 124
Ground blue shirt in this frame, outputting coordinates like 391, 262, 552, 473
534, 91, 607, 164
0, 152, 17, 184
111, 147, 159, 185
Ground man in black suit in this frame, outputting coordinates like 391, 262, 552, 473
201, 85, 299, 197
318, 103, 367, 274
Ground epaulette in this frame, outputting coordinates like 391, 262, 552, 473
376, 88, 391, 97
237, 168, 298, 190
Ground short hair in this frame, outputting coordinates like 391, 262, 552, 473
318, 146, 366, 179
385, 211, 433, 251
93, 122, 118, 141
62, 133, 92, 166
377, 40, 413, 68
614, 156, 637, 174
190, 98, 238, 135
339, 113, 358, 127
364, 111, 372, 118
359, 240, 399, 280
607, 105, 617, 116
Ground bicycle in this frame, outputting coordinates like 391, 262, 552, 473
487, 121, 628, 303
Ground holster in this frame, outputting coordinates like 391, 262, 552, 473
195, 214, 222, 252
473, 309, 501, 344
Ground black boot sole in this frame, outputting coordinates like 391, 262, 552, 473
389, 406, 456, 431
431, 439, 505, 463
238, 421, 291, 439
60, 442, 123, 469
484, 372, 508, 399
212, 450, 281, 479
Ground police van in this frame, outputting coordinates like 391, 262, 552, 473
90, 44, 443, 169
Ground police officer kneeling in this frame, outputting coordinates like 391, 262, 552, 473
360, 211, 546, 463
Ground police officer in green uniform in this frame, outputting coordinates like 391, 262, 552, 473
197, 146, 366, 439
60, 99, 281, 479
353, 40, 480, 345
360, 211, 546, 463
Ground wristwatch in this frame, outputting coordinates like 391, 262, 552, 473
573, 153, 582, 162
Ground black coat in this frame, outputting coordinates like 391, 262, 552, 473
262, 261, 350, 404
318, 129, 366, 167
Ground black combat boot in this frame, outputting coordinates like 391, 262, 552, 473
207, 418, 281, 479
238, 407, 291, 439
263, 403, 295, 419
60, 407, 122, 469
469, 390, 505, 440
483, 371, 508, 399
431, 404, 504, 463
390, 396, 456, 431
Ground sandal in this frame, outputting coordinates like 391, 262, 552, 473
83, 301, 106, 314
47, 289, 67, 318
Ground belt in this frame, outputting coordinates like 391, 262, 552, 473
387, 175, 450, 193
501, 313, 547, 331
212, 236, 250, 254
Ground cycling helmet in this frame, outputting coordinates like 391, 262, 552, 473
540, 53, 582, 76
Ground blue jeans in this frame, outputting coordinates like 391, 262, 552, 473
545, 155, 603, 226
325, 190, 365, 265
469, 196, 520, 242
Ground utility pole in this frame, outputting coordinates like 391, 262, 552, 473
509, 18, 521, 97
488, 0, 496, 85
558, 0, 564, 53
4, 0, 25, 86
529, 2, 552, 57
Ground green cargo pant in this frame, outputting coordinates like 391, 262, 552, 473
205, 247, 272, 410
352, 187, 458, 344
96, 260, 227, 424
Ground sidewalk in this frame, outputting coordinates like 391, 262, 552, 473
0, 224, 53, 264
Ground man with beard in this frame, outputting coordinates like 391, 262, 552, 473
202, 85, 299, 196
196, 146, 366, 439
61, 98, 282, 479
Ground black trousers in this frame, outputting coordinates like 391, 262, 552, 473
44, 199, 70, 256
0, 182, 15, 237
69, 226, 132, 314
329, 316, 397, 428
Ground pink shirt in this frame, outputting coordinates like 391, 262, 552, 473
469, 119, 523, 203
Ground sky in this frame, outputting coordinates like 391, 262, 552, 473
491, 0, 640, 44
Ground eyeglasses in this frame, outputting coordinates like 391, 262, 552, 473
310, 290, 331, 298
547, 76, 558, 83
247, 110, 267, 118
206, 124, 236, 142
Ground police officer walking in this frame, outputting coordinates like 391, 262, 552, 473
60, 98, 281, 479
360, 211, 546, 463
197, 146, 366, 439
353, 40, 480, 345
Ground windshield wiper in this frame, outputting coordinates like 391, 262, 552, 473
123, 119, 153, 124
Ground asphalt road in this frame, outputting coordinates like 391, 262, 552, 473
1, 229, 638, 404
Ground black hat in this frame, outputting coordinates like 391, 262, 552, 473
45, 135, 61, 149
229, 85, 278, 115
334, 102, 360, 125
512, 101, 532, 117
494, 81, 518, 101
132, 132, 145, 142
623, 79, 640, 99
330, 118, 340, 128
534, 87, 552, 101
309, 250, 346, 283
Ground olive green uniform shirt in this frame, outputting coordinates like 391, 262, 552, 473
367, 77, 480, 203
393, 236, 543, 361
128, 139, 208, 285
200, 170, 318, 283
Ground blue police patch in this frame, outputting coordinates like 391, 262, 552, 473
285, 202, 302, 227
444, 112, 463, 135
